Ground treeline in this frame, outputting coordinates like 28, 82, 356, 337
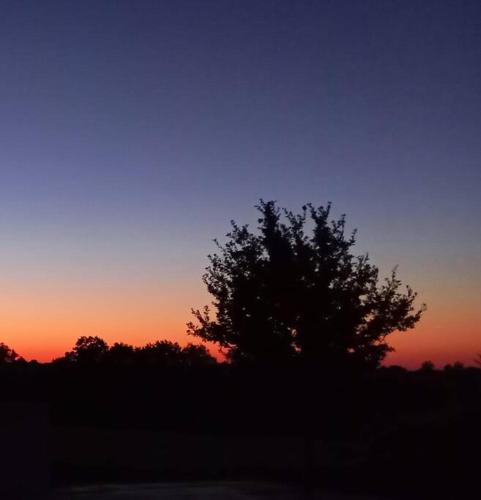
1, 336, 480, 436
1, 337, 216, 367
55, 336, 217, 367
2, 337, 479, 371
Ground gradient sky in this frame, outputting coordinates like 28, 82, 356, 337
1, 0, 480, 367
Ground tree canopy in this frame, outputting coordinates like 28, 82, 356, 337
0, 342, 19, 364
63, 336, 109, 365
188, 200, 425, 368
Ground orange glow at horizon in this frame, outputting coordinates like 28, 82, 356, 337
0, 284, 214, 363
1, 280, 479, 368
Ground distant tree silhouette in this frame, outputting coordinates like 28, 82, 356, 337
189, 200, 425, 368
107, 342, 136, 365
64, 336, 109, 365
181, 343, 216, 367
0, 342, 19, 363
135, 340, 215, 367
136, 340, 183, 367
420, 360, 435, 372
55, 336, 216, 369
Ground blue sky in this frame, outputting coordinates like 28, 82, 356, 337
0, 0, 480, 364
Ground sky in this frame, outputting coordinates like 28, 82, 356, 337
0, 0, 480, 368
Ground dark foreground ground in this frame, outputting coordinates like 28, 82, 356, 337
52, 481, 378, 500
2, 364, 480, 499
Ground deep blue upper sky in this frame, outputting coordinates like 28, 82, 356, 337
0, 0, 480, 364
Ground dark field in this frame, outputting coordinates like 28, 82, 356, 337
1, 362, 480, 499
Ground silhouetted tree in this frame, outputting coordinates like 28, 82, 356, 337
64, 336, 109, 365
0, 342, 19, 364
107, 342, 136, 365
181, 343, 216, 367
134, 340, 216, 367
136, 340, 184, 367
188, 200, 425, 368
420, 360, 435, 372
